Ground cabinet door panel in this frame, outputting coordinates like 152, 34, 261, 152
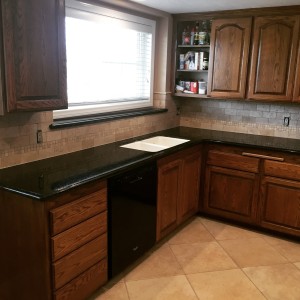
293, 45, 300, 102
204, 166, 259, 223
1, 0, 67, 111
260, 177, 300, 236
156, 159, 181, 241
179, 151, 201, 223
208, 18, 251, 98
248, 16, 300, 101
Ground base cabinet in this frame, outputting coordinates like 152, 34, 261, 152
260, 160, 300, 236
0, 179, 107, 300
156, 145, 201, 241
203, 147, 260, 224
203, 144, 300, 237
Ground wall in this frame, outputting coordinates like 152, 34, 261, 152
0, 1, 178, 169
180, 98, 300, 138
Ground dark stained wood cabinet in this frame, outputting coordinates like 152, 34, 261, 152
248, 15, 300, 101
0, 179, 107, 300
203, 144, 300, 237
203, 147, 260, 224
207, 17, 252, 98
156, 145, 201, 241
260, 160, 300, 236
1, 0, 67, 112
294, 45, 300, 102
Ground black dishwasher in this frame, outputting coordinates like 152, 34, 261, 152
107, 163, 157, 278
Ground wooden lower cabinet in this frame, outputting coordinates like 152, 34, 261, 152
259, 159, 300, 236
260, 176, 300, 236
203, 146, 260, 224
0, 179, 108, 300
203, 144, 300, 237
204, 165, 259, 223
156, 145, 201, 241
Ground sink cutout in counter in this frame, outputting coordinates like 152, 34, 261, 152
121, 136, 190, 152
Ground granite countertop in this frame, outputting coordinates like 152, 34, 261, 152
1, 126, 300, 200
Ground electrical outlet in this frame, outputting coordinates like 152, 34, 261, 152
283, 116, 290, 127
36, 130, 43, 144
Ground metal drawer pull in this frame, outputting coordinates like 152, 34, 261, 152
242, 152, 284, 161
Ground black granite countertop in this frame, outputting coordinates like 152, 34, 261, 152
1, 126, 300, 200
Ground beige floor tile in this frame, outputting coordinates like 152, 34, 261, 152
126, 275, 198, 300
170, 241, 237, 274
168, 217, 215, 245
219, 237, 288, 268
200, 218, 262, 240
187, 269, 266, 300
93, 282, 129, 300
125, 245, 184, 281
243, 263, 300, 300
294, 262, 300, 269
263, 236, 300, 262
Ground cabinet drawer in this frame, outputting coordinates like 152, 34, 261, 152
54, 259, 107, 300
53, 234, 107, 290
264, 160, 300, 181
207, 150, 259, 173
51, 212, 107, 261
50, 188, 107, 235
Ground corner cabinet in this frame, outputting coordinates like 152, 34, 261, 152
207, 18, 252, 98
1, 0, 67, 112
248, 15, 300, 102
156, 145, 202, 241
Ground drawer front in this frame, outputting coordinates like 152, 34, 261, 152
51, 212, 107, 261
264, 160, 300, 181
50, 188, 107, 235
207, 150, 259, 173
53, 234, 107, 290
54, 259, 107, 300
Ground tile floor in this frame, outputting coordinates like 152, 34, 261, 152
91, 216, 300, 300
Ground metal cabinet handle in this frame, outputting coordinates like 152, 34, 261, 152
242, 152, 284, 161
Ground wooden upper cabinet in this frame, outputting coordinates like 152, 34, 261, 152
1, 0, 67, 112
293, 45, 300, 102
208, 18, 252, 98
248, 15, 300, 101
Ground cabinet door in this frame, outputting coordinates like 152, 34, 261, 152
293, 45, 300, 102
156, 159, 181, 241
204, 165, 259, 224
1, 0, 67, 112
248, 15, 300, 101
260, 176, 300, 237
178, 150, 201, 224
207, 18, 251, 98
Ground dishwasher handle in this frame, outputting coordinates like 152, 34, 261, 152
129, 176, 143, 184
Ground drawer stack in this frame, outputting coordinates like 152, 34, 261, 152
49, 183, 108, 300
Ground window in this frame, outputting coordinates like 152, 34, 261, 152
54, 0, 156, 119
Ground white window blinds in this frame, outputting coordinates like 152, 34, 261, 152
55, 0, 156, 118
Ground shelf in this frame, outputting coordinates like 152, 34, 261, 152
173, 92, 208, 98
177, 69, 208, 73
178, 45, 210, 48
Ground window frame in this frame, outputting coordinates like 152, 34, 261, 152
54, 0, 156, 120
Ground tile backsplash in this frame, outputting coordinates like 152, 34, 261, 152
0, 94, 178, 169
180, 98, 300, 139
1, 96, 300, 169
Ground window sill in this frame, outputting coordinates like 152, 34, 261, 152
49, 107, 168, 129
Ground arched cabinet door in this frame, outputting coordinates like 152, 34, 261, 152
248, 16, 300, 102
207, 18, 252, 99
1, 0, 67, 112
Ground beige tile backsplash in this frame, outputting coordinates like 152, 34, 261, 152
1, 96, 300, 169
180, 98, 300, 139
